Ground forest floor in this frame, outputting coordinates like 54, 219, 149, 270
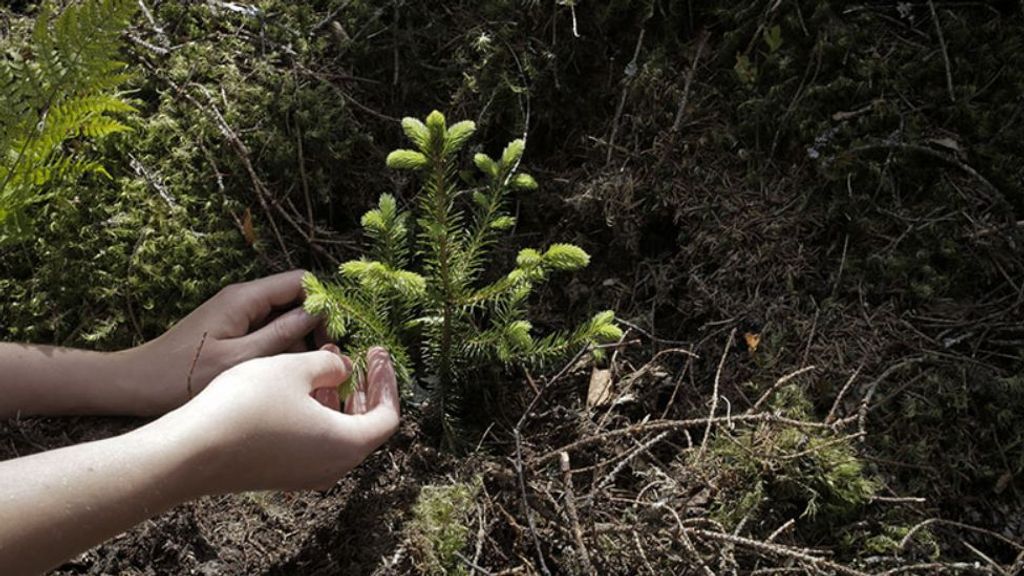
1, 1, 1023, 574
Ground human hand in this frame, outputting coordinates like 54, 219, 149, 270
122, 270, 323, 415
162, 346, 400, 493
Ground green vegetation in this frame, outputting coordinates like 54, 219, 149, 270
407, 478, 480, 576
0, 0, 136, 243
709, 387, 877, 531
304, 111, 622, 442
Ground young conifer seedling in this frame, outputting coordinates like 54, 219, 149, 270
303, 111, 621, 444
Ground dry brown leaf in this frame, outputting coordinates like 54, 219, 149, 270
587, 367, 614, 409
744, 331, 761, 353
241, 207, 256, 246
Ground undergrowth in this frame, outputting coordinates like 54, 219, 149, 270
407, 478, 481, 576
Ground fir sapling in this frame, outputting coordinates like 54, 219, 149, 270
303, 111, 621, 440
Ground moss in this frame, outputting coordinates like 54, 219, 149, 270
407, 478, 481, 576
709, 387, 876, 532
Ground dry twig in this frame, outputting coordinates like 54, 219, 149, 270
559, 452, 596, 576
697, 329, 735, 462
927, 0, 955, 103
671, 30, 708, 133
748, 365, 817, 413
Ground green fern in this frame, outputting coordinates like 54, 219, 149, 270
305, 111, 622, 445
0, 0, 137, 242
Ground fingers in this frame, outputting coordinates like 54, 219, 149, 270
343, 372, 367, 415
331, 347, 400, 453
313, 324, 330, 348
312, 344, 345, 411
222, 269, 309, 330
364, 347, 399, 412
280, 349, 353, 393
237, 307, 319, 359
313, 388, 341, 411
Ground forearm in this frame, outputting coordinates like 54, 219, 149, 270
0, 343, 151, 418
0, 416, 206, 575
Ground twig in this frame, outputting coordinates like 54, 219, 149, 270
766, 518, 795, 543
870, 495, 927, 505
294, 120, 315, 241
512, 427, 549, 576
511, 346, 592, 576
927, 0, 955, 103
128, 153, 178, 208
697, 329, 735, 462
592, 431, 671, 494
606, 27, 646, 165
857, 356, 927, 441
632, 531, 657, 575
880, 563, 1004, 575
616, 317, 697, 350
559, 452, 596, 576
181, 83, 294, 266
691, 529, 870, 576
671, 30, 708, 133
899, 518, 1024, 552
455, 551, 495, 576
748, 365, 816, 413
831, 234, 849, 299
533, 412, 835, 466
801, 309, 819, 367
654, 503, 716, 576
471, 489, 488, 574
849, 142, 1005, 208
568, 1, 580, 38
187, 331, 209, 400
826, 363, 863, 425
311, 0, 353, 34
127, 33, 170, 56
780, 432, 865, 461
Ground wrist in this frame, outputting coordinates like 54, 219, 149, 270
130, 407, 223, 501
115, 341, 189, 416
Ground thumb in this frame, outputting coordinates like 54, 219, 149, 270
284, 349, 353, 393
235, 307, 319, 359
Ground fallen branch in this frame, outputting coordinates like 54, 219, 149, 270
689, 529, 870, 576
849, 143, 1005, 208
532, 413, 837, 466
899, 518, 1024, 553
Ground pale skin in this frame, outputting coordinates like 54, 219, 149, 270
0, 270, 401, 576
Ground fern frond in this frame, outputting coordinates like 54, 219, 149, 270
0, 0, 137, 236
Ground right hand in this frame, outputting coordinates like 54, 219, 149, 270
163, 345, 400, 494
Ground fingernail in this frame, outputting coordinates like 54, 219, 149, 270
340, 355, 354, 373
321, 343, 340, 355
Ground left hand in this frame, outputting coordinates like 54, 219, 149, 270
123, 269, 324, 415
